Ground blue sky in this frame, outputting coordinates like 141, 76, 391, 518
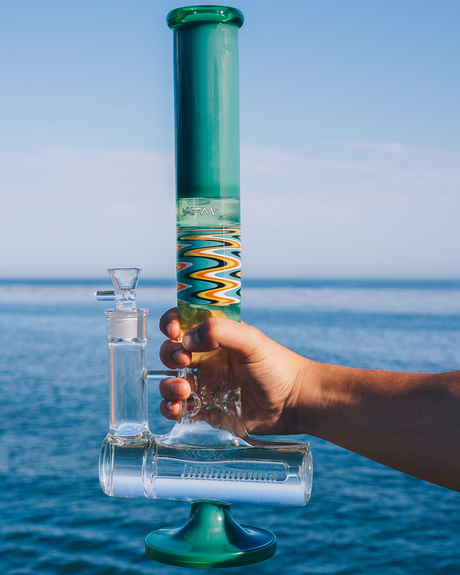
1, 0, 459, 278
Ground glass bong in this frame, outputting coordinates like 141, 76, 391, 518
94, 6, 312, 569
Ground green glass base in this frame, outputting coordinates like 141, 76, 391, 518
145, 500, 276, 568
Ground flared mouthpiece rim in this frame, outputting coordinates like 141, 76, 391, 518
167, 5, 244, 29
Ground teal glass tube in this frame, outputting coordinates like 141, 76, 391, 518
167, 6, 244, 330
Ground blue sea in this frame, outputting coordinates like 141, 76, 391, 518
1, 279, 460, 575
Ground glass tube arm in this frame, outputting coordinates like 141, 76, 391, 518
144, 369, 188, 382
94, 290, 116, 301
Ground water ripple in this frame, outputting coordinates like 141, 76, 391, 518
1, 281, 459, 574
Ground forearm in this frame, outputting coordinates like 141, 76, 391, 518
295, 361, 460, 491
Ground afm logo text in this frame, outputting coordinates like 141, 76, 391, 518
182, 206, 218, 216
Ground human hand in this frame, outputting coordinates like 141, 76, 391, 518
158, 308, 312, 435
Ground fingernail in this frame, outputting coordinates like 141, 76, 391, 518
166, 401, 173, 411
171, 382, 183, 396
173, 350, 185, 363
166, 322, 176, 338
182, 330, 200, 351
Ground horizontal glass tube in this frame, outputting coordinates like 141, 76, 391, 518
99, 434, 312, 506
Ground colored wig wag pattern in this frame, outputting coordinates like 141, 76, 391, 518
177, 228, 241, 306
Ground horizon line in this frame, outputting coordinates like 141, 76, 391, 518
1, 277, 460, 284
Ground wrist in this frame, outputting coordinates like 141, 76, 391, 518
288, 358, 349, 438
283, 356, 324, 435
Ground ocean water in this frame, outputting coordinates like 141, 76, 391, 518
1, 279, 459, 575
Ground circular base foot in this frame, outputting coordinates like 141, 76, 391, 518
145, 500, 276, 568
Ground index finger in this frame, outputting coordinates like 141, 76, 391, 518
159, 307, 181, 340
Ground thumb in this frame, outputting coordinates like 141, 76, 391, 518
182, 317, 269, 364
